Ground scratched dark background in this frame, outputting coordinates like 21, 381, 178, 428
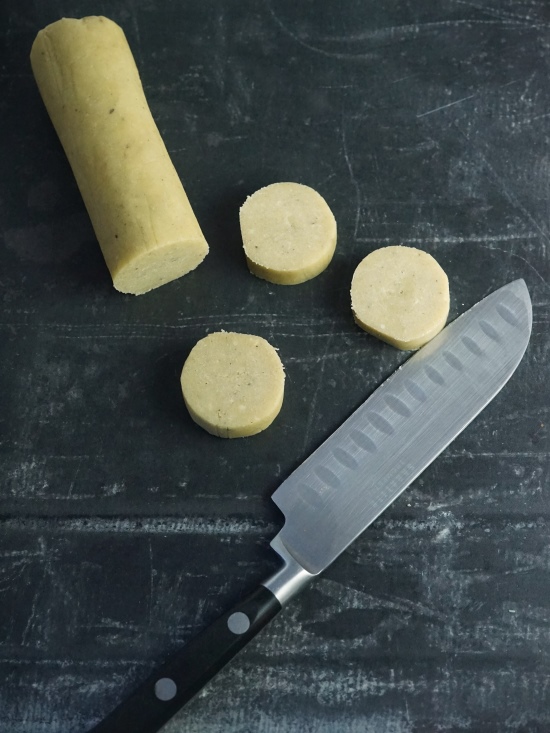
1, 0, 549, 731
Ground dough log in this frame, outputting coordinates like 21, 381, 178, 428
30, 16, 209, 295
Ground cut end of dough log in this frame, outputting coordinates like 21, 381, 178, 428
239, 182, 337, 285
112, 239, 208, 295
350, 245, 450, 350
30, 16, 209, 296
181, 332, 285, 438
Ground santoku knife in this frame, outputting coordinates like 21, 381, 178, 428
91, 279, 532, 733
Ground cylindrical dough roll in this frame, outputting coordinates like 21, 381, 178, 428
30, 16, 209, 295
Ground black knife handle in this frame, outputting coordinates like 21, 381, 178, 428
89, 585, 281, 733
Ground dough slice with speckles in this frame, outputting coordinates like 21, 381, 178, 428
239, 182, 337, 285
181, 332, 285, 438
350, 246, 450, 350
30, 16, 208, 295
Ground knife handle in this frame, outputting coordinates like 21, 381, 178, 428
89, 585, 281, 733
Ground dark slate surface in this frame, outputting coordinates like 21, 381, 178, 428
1, 1, 549, 731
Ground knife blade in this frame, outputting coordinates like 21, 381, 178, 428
90, 279, 532, 733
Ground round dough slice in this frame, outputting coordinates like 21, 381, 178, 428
239, 182, 337, 285
350, 246, 450, 350
181, 332, 285, 438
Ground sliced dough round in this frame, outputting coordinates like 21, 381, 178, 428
350, 246, 450, 350
239, 182, 337, 285
181, 332, 285, 438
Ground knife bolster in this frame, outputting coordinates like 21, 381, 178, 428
263, 535, 317, 606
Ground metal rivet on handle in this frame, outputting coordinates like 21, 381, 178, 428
154, 677, 177, 701
227, 611, 251, 635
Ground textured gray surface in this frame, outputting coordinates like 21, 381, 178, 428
1, 0, 549, 731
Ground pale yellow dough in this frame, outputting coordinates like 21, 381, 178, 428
350, 246, 450, 350
239, 182, 337, 285
30, 16, 209, 295
181, 332, 285, 438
